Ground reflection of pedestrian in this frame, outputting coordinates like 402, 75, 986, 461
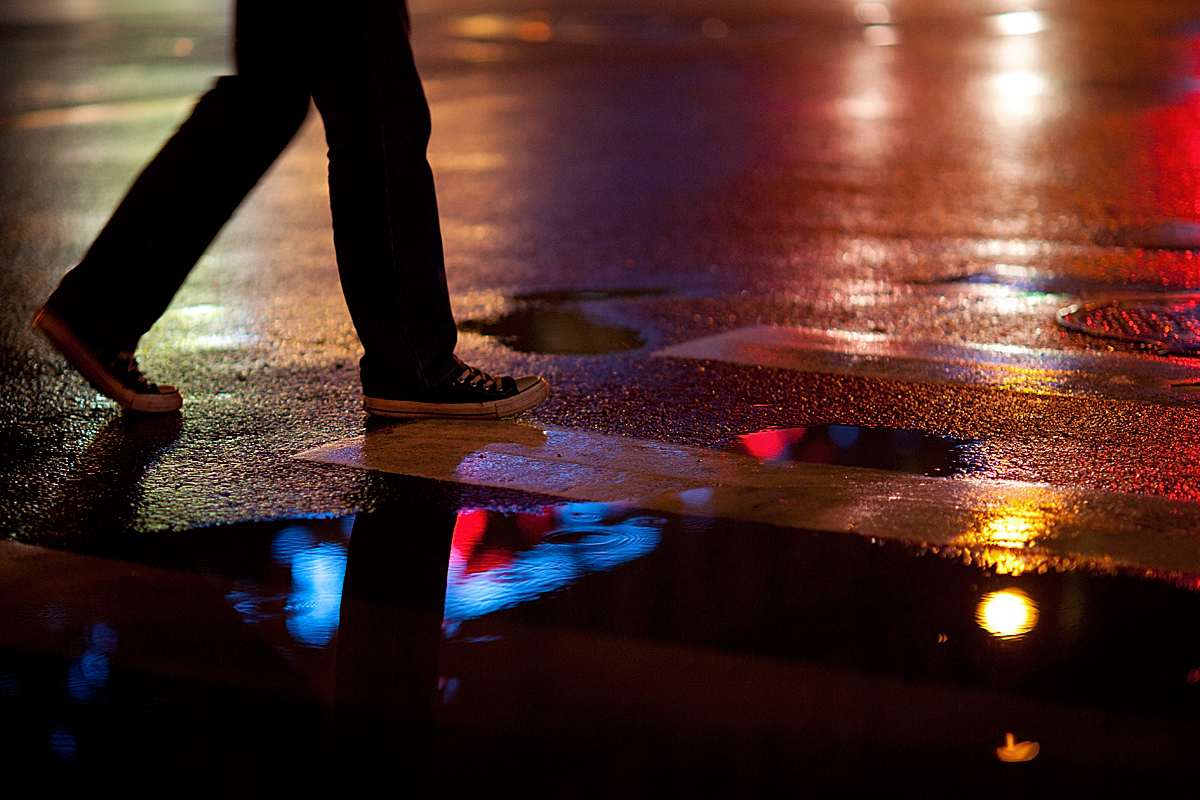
335, 494, 457, 794
32, 0, 548, 420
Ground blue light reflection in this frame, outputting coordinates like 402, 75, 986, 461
444, 503, 665, 624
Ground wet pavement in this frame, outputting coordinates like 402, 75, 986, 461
6, 0, 1200, 793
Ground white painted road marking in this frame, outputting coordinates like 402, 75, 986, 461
295, 420, 1200, 578
653, 325, 1200, 404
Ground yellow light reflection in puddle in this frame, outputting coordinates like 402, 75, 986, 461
979, 513, 1038, 548
996, 732, 1040, 762
955, 498, 1061, 575
977, 589, 1039, 639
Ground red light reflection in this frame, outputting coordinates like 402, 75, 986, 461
739, 427, 806, 460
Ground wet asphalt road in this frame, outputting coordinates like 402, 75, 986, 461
6, 0, 1200, 792
3, 0, 1200, 546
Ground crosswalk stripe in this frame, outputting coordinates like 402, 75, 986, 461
653, 325, 1200, 405
295, 420, 1200, 579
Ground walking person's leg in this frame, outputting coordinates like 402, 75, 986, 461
38, 0, 549, 419
295, 0, 548, 419
34, 0, 311, 412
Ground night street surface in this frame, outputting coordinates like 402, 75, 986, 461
4, 0, 1200, 794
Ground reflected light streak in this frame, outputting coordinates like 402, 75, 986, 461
993, 71, 1047, 98
990, 10, 1047, 37
740, 428, 806, 460
444, 504, 665, 623
977, 589, 1039, 639
450, 12, 554, 43
979, 514, 1038, 548
839, 91, 891, 120
267, 525, 349, 648
839, 27, 900, 164
955, 498, 1060, 575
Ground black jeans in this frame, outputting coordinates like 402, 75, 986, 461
47, 0, 459, 398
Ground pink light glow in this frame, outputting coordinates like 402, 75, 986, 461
738, 428, 807, 460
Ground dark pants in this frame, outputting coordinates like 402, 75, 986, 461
47, 0, 459, 398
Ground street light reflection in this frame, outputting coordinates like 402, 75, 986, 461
977, 589, 1039, 639
954, 498, 1060, 575
978, 512, 1039, 548
989, 10, 1047, 37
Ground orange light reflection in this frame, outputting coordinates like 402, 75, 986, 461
977, 589, 1039, 639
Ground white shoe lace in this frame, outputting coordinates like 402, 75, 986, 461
455, 364, 502, 392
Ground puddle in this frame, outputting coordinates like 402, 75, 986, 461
736, 425, 980, 476
13, 492, 1200, 791
460, 306, 644, 354
459, 287, 668, 354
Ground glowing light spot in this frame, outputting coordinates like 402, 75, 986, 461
839, 91, 890, 120
996, 732, 1040, 762
451, 14, 510, 39
990, 10, 1046, 36
993, 71, 1047, 97
977, 589, 1039, 639
172, 37, 194, 57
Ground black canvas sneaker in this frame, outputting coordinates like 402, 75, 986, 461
363, 360, 549, 420
32, 305, 183, 413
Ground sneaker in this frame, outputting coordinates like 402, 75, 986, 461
363, 360, 549, 420
32, 305, 183, 413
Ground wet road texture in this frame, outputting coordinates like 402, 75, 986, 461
5, 0, 1200, 794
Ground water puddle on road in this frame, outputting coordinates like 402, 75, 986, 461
8, 490, 1200, 793
736, 425, 980, 476
459, 288, 662, 354
460, 306, 643, 354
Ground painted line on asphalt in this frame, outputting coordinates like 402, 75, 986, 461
653, 325, 1200, 405
295, 420, 1200, 578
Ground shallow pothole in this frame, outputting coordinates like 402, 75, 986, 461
460, 288, 665, 355
460, 307, 644, 355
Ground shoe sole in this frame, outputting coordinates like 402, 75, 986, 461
32, 306, 183, 413
363, 377, 550, 420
